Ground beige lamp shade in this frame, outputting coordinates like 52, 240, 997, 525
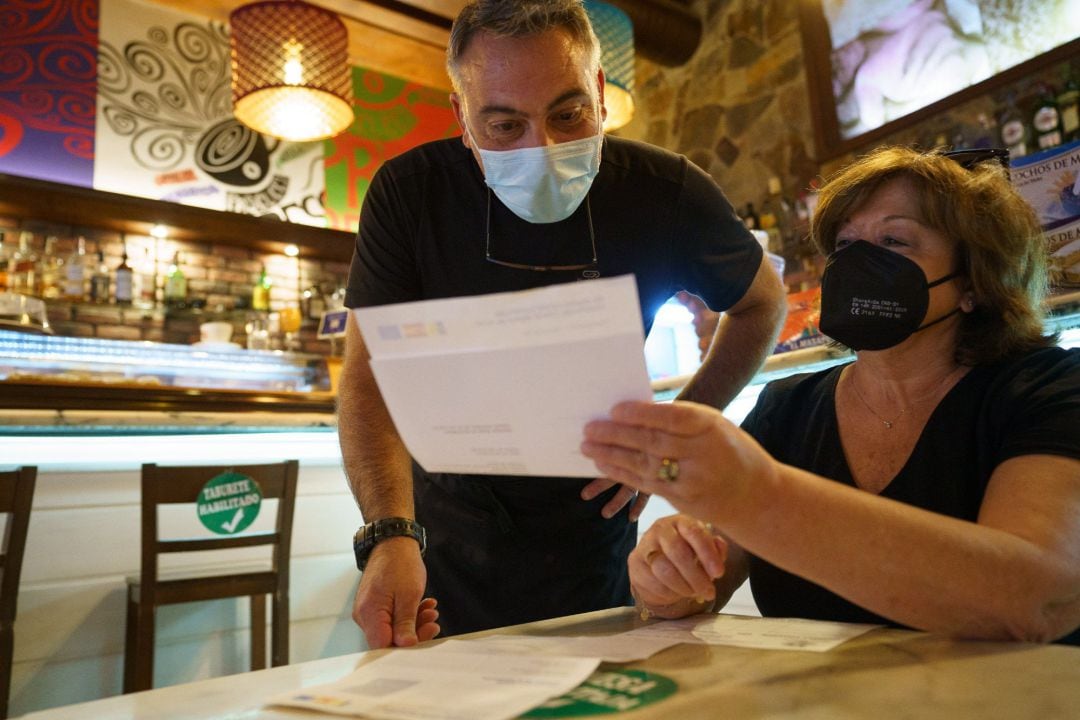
584, 0, 635, 131
603, 84, 634, 132
229, 0, 354, 142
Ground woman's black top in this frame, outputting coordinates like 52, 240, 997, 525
741, 347, 1080, 645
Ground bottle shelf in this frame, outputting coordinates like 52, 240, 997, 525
0, 173, 355, 264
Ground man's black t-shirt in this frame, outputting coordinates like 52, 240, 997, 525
346, 134, 762, 333
344, 134, 763, 636
740, 347, 1080, 645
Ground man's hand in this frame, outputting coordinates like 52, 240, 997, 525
675, 291, 721, 362
581, 478, 650, 521
352, 536, 440, 648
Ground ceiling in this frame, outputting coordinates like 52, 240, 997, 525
148, 0, 701, 92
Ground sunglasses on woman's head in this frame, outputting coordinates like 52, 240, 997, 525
941, 147, 1011, 172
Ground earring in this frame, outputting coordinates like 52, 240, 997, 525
961, 296, 975, 312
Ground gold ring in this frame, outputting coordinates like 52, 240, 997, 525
657, 457, 679, 482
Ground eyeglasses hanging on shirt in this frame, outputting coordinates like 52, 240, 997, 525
484, 190, 600, 278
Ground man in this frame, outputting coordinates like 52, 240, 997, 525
338, 0, 785, 648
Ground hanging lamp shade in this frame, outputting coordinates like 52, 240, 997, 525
584, 0, 635, 131
229, 0, 354, 142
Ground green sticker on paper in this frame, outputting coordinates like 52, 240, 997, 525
196, 471, 262, 535
521, 669, 677, 717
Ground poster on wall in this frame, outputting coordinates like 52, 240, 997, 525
1011, 140, 1080, 286
0, 0, 98, 187
322, 67, 459, 233
93, 0, 327, 226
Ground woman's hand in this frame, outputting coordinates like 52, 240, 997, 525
630, 514, 727, 619
581, 400, 778, 525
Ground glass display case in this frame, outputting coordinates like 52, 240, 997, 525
0, 330, 334, 432
0, 330, 327, 392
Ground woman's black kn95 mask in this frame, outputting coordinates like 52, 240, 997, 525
819, 241, 958, 351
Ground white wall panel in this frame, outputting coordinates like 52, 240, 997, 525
5, 434, 361, 717
9, 615, 364, 717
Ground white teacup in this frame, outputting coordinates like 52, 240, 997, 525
199, 321, 233, 344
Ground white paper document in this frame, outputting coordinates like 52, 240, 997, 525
626, 613, 880, 652
352, 274, 653, 477
268, 639, 600, 720
471, 631, 683, 663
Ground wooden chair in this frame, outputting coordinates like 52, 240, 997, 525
0, 466, 36, 720
123, 460, 298, 693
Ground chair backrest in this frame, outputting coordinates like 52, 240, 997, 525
139, 461, 299, 586
0, 466, 36, 629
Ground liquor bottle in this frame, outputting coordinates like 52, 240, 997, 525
11, 231, 39, 296
89, 250, 111, 303
62, 236, 87, 301
302, 283, 326, 321
137, 247, 157, 308
972, 112, 998, 149
999, 92, 1031, 160
1059, 66, 1080, 143
114, 244, 134, 305
0, 231, 9, 292
163, 251, 187, 309
1032, 83, 1064, 150
252, 264, 272, 312
742, 202, 760, 230
768, 176, 795, 245
758, 197, 777, 231
37, 235, 63, 299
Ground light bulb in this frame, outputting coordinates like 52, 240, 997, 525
283, 40, 304, 85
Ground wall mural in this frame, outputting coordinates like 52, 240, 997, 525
93, 0, 326, 226
323, 68, 459, 232
0, 0, 98, 186
0, 0, 458, 231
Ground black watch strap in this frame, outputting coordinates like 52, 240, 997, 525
353, 517, 427, 571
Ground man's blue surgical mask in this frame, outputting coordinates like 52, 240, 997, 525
469, 120, 603, 224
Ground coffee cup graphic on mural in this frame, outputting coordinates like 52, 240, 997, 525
195, 118, 279, 187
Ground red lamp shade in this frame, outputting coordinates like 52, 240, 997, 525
229, 0, 354, 142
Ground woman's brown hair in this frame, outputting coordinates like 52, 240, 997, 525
810, 146, 1055, 365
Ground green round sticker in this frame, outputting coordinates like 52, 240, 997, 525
197, 471, 262, 535
522, 669, 677, 717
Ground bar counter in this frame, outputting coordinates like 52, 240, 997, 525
20, 607, 1080, 720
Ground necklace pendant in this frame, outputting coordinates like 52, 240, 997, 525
883, 420, 893, 429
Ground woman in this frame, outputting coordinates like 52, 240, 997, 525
581, 146, 1080, 644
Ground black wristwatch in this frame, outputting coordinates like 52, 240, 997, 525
353, 517, 427, 571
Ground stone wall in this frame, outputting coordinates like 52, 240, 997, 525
618, 1, 815, 225
616, 0, 819, 286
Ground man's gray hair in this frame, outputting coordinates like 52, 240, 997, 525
446, 0, 602, 91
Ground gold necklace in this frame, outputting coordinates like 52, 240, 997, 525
850, 377, 905, 429
847, 365, 968, 430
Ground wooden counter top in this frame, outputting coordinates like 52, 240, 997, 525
0, 379, 336, 414
20, 607, 1080, 719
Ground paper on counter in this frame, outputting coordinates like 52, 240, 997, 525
352, 274, 653, 477
625, 613, 880, 652
470, 631, 683, 663
268, 639, 600, 720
